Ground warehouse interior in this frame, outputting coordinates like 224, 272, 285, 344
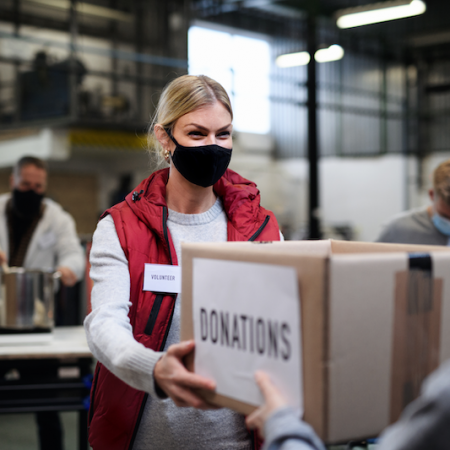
1, 0, 450, 449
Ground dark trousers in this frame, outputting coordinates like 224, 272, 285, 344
34, 283, 80, 450
36, 411, 64, 450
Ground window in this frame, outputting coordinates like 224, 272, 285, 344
188, 25, 271, 134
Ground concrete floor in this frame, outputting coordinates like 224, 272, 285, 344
0, 412, 90, 450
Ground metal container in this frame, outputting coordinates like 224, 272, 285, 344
0, 268, 60, 331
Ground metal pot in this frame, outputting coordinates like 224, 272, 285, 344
0, 268, 60, 331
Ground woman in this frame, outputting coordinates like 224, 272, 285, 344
84, 74, 282, 450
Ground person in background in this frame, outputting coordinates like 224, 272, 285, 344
84, 74, 282, 450
377, 159, 450, 245
0, 155, 85, 450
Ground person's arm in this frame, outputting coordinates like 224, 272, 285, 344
85, 215, 162, 394
53, 206, 85, 285
85, 215, 215, 406
246, 372, 326, 450
264, 408, 326, 450
377, 360, 450, 450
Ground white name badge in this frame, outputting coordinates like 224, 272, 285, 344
143, 264, 181, 294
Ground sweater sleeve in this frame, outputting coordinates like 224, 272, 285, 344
263, 407, 326, 450
52, 205, 85, 280
84, 215, 165, 396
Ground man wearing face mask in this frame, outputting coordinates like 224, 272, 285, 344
377, 160, 450, 246
0, 155, 85, 450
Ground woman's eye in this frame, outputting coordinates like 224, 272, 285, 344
218, 131, 231, 137
188, 131, 204, 137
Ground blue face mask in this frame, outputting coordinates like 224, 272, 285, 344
432, 212, 450, 237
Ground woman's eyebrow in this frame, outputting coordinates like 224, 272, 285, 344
185, 123, 232, 131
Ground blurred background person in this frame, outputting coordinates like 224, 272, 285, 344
0, 155, 85, 450
377, 160, 450, 246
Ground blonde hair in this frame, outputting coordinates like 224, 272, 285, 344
433, 159, 450, 204
148, 75, 233, 165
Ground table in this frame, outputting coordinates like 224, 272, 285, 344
0, 326, 93, 450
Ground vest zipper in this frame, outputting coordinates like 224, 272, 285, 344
128, 393, 148, 450
162, 206, 173, 265
160, 302, 175, 350
128, 206, 175, 450
160, 205, 176, 350
144, 293, 164, 336
248, 215, 270, 241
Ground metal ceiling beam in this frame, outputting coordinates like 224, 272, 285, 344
0, 8, 135, 44
0, 32, 188, 69
22, 0, 134, 23
408, 29, 450, 47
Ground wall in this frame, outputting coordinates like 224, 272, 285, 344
271, 38, 405, 160
0, 128, 69, 166
320, 155, 406, 242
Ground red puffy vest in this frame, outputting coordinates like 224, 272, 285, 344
88, 168, 280, 450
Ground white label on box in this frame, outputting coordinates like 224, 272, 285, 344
143, 264, 181, 293
192, 258, 302, 412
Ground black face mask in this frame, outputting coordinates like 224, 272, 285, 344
165, 130, 232, 188
12, 189, 44, 219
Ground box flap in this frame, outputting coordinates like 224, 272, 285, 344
330, 239, 450, 254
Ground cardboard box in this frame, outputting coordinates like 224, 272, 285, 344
180, 239, 450, 444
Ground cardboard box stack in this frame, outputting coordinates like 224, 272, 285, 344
181, 239, 450, 444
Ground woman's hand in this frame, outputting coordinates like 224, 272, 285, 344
246, 371, 288, 438
154, 340, 217, 409
0, 250, 7, 266
57, 266, 78, 287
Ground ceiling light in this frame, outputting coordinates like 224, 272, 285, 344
276, 51, 310, 68
336, 0, 426, 29
276, 45, 344, 68
314, 45, 344, 63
